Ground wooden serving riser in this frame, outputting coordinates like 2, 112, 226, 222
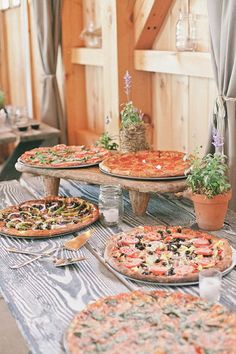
15, 162, 186, 216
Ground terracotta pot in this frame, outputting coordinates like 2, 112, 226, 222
191, 190, 232, 231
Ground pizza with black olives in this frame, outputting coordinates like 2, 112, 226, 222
0, 197, 99, 238
104, 225, 232, 283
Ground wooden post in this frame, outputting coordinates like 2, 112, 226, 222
43, 176, 60, 196
129, 190, 150, 216
61, 0, 87, 144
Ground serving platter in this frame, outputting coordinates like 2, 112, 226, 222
104, 248, 236, 287
17, 159, 101, 169
0, 224, 97, 240
99, 166, 187, 181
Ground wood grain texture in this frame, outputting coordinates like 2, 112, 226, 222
15, 163, 187, 194
20, 176, 236, 308
0, 181, 130, 354
134, 50, 213, 78
0, 177, 235, 354
135, 0, 174, 49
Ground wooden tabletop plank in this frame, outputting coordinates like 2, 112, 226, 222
0, 123, 60, 145
1, 177, 235, 354
0, 180, 129, 354
20, 176, 236, 309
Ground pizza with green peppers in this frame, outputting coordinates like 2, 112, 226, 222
65, 290, 236, 354
104, 225, 232, 283
18, 144, 110, 168
0, 197, 99, 238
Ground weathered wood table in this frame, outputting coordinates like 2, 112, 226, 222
0, 123, 60, 181
0, 177, 236, 354
15, 162, 186, 215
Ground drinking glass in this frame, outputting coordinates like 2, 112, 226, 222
98, 185, 124, 227
199, 269, 222, 302
176, 11, 197, 51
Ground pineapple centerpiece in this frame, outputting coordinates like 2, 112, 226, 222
119, 71, 149, 153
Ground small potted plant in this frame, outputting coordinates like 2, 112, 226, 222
96, 131, 118, 151
119, 71, 149, 152
186, 130, 231, 231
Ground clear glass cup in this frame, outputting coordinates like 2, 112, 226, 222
176, 11, 197, 51
15, 107, 29, 132
98, 185, 124, 227
199, 269, 222, 302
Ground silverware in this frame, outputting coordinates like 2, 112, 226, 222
9, 254, 43, 269
53, 256, 86, 267
5, 247, 56, 257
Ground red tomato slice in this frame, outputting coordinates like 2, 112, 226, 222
120, 237, 139, 246
150, 265, 168, 275
192, 238, 210, 247
197, 258, 216, 268
172, 233, 192, 239
119, 246, 139, 258
195, 248, 213, 256
123, 258, 143, 268
164, 236, 173, 242
175, 265, 194, 275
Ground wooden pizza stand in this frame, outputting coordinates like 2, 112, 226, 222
15, 162, 186, 216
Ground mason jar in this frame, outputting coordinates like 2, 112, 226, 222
176, 11, 197, 51
98, 185, 124, 226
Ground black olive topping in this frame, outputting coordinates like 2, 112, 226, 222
135, 243, 145, 250
168, 267, 175, 275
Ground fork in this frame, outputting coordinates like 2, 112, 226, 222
8, 254, 44, 269
8, 249, 56, 269
5, 247, 57, 257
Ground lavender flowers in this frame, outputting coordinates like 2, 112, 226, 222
124, 70, 132, 101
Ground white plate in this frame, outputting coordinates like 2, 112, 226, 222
99, 166, 187, 181
105, 248, 236, 287
17, 159, 100, 169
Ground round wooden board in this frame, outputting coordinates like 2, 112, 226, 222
15, 162, 186, 194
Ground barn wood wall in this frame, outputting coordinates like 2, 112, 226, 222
0, 0, 216, 153
62, 0, 216, 152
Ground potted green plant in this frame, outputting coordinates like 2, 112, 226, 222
0, 90, 5, 109
119, 71, 149, 152
96, 131, 118, 151
186, 131, 231, 231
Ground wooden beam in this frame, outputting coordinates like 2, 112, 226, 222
71, 48, 103, 66
134, 50, 213, 78
100, 0, 120, 138
135, 0, 174, 49
0, 10, 10, 102
62, 0, 87, 144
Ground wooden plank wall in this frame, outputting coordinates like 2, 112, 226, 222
0, 6, 27, 107
63, 0, 216, 152
0, 0, 217, 153
152, 0, 217, 152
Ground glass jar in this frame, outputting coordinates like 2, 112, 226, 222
176, 11, 197, 51
98, 185, 124, 227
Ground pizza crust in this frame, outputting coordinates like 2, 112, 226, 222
104, 226, 233, 283
65, 290, 236, 354
0, 196, 99, 238
19, 145, 110, 168
100, 150, 189, 178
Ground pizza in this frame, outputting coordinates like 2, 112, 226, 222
104, 225, 232, 283
99, 150, 189, 178
18, 144, 110, 168
65, 290, 236, 354
0, 197, 99, 238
